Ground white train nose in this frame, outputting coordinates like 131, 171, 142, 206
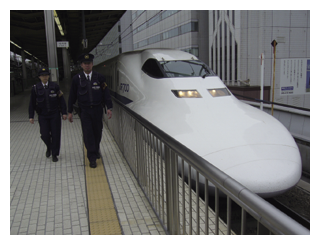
225, 159, 301, 197
203, 144, 302, 198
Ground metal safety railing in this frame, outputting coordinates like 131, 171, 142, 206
231, 93, 310, 112
223, 79, 250, 87
105, 98, 310, 235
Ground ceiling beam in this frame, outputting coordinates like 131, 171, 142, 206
10, 11, 44, 19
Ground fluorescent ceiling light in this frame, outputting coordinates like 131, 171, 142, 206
10, 40, 21, 49
54, 10, 64, 36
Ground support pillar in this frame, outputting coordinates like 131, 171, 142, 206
62, 47, 71, 83
31, 56, 36, 78
21, 50, 27, 91
44, 10, 59, 84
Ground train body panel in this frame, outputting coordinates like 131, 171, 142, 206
95, 48, 302, 198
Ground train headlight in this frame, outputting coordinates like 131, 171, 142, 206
172, 90, 202, 98
208, 88, 231, 97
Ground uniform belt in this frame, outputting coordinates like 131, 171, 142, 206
80, 103, 101, 108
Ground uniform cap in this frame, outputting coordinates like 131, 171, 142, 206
78, 53, 94, 63
38, 67, 50, 76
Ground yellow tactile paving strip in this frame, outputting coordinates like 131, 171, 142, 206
84, 147, 122, 235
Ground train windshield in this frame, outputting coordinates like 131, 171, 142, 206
159, 60, 215, 78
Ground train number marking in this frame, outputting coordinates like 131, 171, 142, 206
120, 83, 130, 93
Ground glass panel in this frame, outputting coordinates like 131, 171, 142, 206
137, 22, 147, 32
181, 23, 191, 34
142, 59, 165, 78
160, 60, 215, 78
149, 15, 160, 26
161, 10, 178, 19
191, 21, 198, 32
149, 34, 161, 45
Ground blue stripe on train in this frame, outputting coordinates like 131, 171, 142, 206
109, 90, 133, 105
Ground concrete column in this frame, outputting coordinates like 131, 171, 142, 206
62, 47, 71, 82
44, 10, 59, 84
21, 50, 27, 91
31, 56, 36, 78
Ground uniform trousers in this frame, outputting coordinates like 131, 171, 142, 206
80, 105, 103, 162
38, 111, 61, 156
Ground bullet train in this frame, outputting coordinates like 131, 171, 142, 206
95, 48, 302, 198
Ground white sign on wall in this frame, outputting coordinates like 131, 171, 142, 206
280, 58, 310, 95
57, 41, 69, 48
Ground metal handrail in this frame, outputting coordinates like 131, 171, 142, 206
232, 93, 310, 112
105, 97, 310, 235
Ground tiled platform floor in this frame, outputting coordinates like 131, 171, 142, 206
10, 86, 166, 235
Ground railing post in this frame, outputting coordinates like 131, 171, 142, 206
241, 209, 247, 235
171, 152, 180, 234
165, 145, 173, 233
227, 197, 232, 235
257, 222, 270, 235
135, 121, 140, 179
165, 146, 180, 234
215, 188, 219, 235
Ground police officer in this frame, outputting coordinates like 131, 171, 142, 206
68, 54, 113, 168
29, 67, 67, 162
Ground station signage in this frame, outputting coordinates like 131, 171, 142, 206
280, 58, 310, 95
57, 41, 69, 48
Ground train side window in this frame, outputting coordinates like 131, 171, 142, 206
142, 59, 165, 78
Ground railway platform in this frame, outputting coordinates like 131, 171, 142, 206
10, 84, 166, 235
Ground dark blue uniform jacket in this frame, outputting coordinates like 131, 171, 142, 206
68, 71, 113, 113
29, 81, 67, 118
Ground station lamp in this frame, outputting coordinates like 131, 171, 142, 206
54, 10, 64, 36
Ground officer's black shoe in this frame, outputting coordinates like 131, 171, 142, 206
52, 155, 58, 162
46, 148, 51, 158
90, 161, 97, 168
97, 152, 101, 159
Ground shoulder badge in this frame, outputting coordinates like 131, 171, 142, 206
102, 82, 107, 90
59, 90, 63, 97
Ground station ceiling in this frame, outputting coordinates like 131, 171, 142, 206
10, 10, 126, 67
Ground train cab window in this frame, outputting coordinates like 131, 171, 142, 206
160, 60, 215, 78
142, 59, 166, 78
